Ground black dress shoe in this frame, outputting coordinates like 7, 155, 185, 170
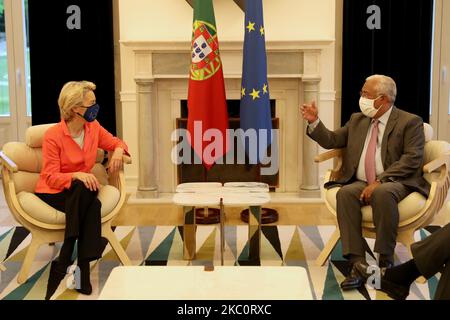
379, 259, 394, 269
379, 268, 409, 300
340, 261, 370, 291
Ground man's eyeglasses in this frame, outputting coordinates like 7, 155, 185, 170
360, 91, 380, 99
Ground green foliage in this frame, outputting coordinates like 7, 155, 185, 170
0, 2, 4, 32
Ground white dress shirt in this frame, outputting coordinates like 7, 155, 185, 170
308, 118, 321, 133
71, 129, 85, 149
356, 107, 393, 182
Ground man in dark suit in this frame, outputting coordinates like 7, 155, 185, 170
301, 75, 430, 291
379, 223, 450, 300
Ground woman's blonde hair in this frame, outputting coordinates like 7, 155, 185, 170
58, 81, 96, 121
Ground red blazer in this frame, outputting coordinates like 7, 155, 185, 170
35, 120, 129, 194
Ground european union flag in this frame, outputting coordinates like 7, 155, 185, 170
240, 0, 272, 164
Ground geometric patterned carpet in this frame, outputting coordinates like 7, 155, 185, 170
0, 225, 440, 300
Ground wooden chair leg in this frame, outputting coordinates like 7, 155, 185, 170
102, 224, 132, 266
316, 228, 341, 266
17, 238, 42, 284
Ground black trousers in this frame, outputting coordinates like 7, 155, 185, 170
411, 223, 450, 300
36, 180, 102, 262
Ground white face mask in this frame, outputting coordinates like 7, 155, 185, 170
359, 96, 382, 118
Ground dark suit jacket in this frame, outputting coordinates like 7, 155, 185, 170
307, 107, 430, 197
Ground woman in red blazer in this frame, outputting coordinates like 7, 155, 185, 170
35, 81, 129, 298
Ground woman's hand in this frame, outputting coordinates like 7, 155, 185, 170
108, 147, 124, 175
73, 172, 101, 191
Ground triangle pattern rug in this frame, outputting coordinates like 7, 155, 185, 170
0, 225, 439, 300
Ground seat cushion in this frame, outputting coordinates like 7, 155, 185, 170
91, 163, 109, 186
25, 123, 57, 148
11, 164, 109, 195
17, 185, 121, 225
424, 140, 450, 166
423, 123, 433, 143
325, 187, 427, 223
12, 171, 40, 194
3, 142, 43, 173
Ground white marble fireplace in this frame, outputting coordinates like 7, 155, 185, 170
120, 40, 333, 200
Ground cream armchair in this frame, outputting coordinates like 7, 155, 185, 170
0, 124, 132, 284
315, 123, 450, 266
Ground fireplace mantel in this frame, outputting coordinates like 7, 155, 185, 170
123, 40, 331, 80
121, 40, 330, 198
121, 40, 334, 50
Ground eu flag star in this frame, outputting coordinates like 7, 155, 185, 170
240, 0, 272, 163
241, 87, 246, 97
246, 21, 256, 32
250, 89, 261, 100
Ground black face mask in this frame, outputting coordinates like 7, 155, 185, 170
77, 103, 100, 122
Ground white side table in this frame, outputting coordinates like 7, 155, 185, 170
173, 183, 270, 262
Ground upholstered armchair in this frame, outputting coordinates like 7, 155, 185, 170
315, 123, 450, 266
0, 124, 132, 284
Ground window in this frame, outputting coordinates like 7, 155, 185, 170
430, 0, 450, 140
0, 0, 9, 116
0, 0, 31, 144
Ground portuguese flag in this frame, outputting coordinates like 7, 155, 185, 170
188, 0, 229, 170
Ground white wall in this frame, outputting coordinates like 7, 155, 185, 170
119, 0, 336, 41
117, 0, 341, 192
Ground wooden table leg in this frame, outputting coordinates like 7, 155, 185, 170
220, 199, 225, 266
248, 206, 261, 262
183, 206, 196, 260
